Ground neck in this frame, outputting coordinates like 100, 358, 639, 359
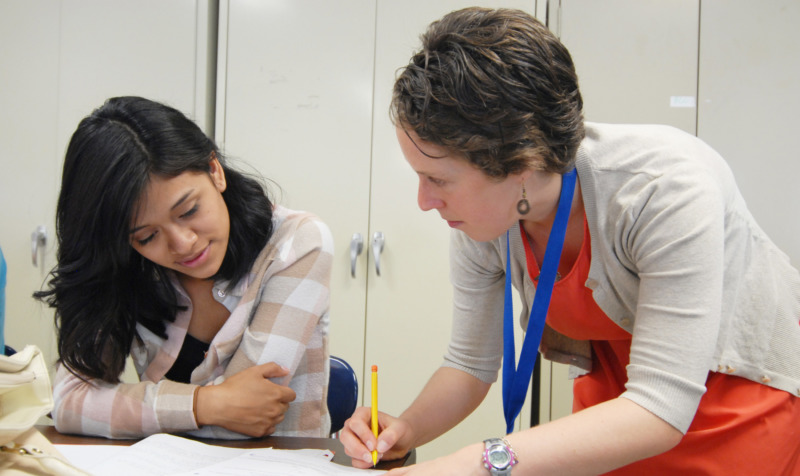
178, 273, 213, 294
520, 176, 584, 274
521, 176, 583, 243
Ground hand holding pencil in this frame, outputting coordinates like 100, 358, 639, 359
339, 365, 416, 469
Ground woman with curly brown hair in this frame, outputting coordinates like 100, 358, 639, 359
342, 7, 800, 475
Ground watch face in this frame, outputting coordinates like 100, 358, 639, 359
488, 446, 511, 469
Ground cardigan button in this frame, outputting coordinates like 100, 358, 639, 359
725, 365, 736, 373
619, 318, 632, 327
717, 365, 725, 372
761, 375, 772, 383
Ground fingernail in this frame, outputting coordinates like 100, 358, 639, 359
365, 441, 374, 451
377, 441, 390, 453
362, 452, 373, 463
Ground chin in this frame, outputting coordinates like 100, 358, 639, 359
463, 229, 505, 243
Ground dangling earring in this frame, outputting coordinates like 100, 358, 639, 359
517, 184, 530, 215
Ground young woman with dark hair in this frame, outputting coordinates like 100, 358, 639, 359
36, 96, 333, 439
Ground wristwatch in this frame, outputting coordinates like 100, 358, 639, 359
482, 438, 518, 475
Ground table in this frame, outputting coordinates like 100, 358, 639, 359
37, 425, 414, 470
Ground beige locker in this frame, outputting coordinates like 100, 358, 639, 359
0, 0, 61, 368
557, 0, 700, 133
216, 0, 377, 404
697, 0, 800, 264
216, 0, 540, 461
0, 0, 215, 374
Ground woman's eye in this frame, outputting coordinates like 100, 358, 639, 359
136, 233, 156, 246
428, 177, 445, 186
180, 204, 199, 219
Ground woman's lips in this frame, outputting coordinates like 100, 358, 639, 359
178, 245, 210, 267
446, 221, 463, 228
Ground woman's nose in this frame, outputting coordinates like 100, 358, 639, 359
418, 182, 444, 212
167, 226, 197, 254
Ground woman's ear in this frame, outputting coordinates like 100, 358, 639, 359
209, 153, 227, 193
517, 168, 534, 185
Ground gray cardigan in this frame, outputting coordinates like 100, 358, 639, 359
445, 122, 800, 433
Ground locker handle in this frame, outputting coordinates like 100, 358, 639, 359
372, 232, 385, 276
31, 225, 47, 268
350, 233, 364, 278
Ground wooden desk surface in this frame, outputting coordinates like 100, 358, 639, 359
37, 425, 414, 470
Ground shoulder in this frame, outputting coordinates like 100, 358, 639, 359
579, 122, 728, 180
238, 206, 334, 291
578, 122, 732, 212
268, 205, 334, 255
450, 228, 507, 277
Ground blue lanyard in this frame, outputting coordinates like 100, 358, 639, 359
502, 168, 577, 434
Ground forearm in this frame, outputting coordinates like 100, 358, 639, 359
399, 367, 491, 448
52, 364, 197, 438
505, 397, 682, 475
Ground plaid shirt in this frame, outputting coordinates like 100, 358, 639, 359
52, 206, 333, 439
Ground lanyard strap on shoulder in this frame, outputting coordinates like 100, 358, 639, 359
502, 168, 577, 434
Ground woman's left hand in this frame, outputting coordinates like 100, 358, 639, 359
385, 442, 486, 476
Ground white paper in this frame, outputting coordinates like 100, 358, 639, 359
55, 444, 124, 472
173, 447, 386, 475
57, 433, 386, 476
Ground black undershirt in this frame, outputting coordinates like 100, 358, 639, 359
164, 333, 210, 384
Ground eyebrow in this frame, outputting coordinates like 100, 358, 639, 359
170, 190, 194, 211
129, 189, 194, 234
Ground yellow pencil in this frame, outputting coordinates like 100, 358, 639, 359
371, 365, 379, 466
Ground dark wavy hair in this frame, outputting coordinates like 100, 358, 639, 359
35, 96, 274, 383
392, 7, 585, 177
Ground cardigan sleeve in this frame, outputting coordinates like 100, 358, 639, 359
51, 363, 199, 439
613, 160, 726, 433
443, 229, 507, 384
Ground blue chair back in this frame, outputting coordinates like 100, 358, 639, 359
0, 245, 6, 353
328, 355, 358, 435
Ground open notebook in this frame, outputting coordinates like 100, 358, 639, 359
56, 432, 386, 476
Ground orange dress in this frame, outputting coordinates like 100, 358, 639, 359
521, 219, 800, 475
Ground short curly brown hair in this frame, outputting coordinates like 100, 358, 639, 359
392, 7, 584, 178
